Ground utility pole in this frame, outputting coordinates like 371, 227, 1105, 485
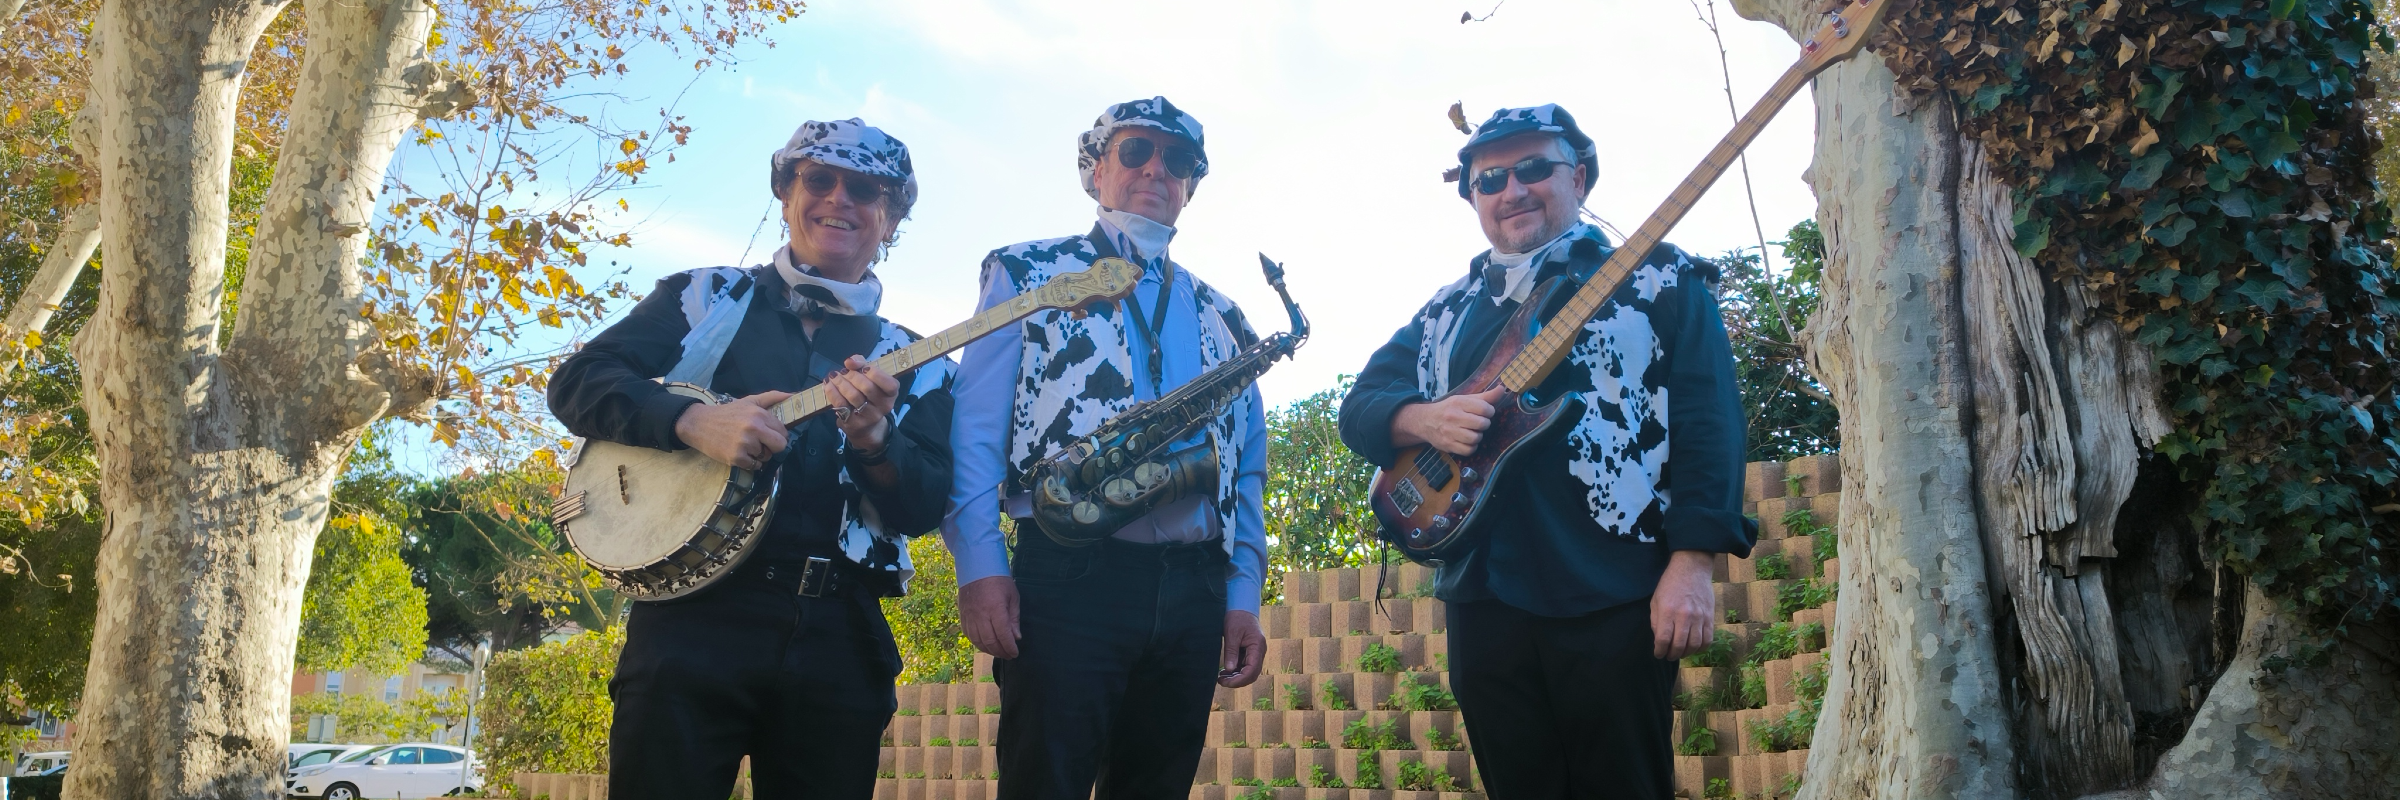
459, 640, 490, 795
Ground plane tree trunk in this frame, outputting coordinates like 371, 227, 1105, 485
1731, 1, 2398, 797
66, 0, 437, 796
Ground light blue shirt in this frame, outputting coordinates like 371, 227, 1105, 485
940, 213, 1269, 616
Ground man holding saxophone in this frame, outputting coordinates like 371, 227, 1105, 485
941, 96, 1269, 800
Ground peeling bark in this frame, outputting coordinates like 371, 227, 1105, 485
67, 0, 436, 796
1957, 141, 2139, 795
1770, 26, 2020, 799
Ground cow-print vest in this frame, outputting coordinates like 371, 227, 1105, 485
981, 228, 1258, 550
668, 265, 957, 587
1408, 225, 1704, 543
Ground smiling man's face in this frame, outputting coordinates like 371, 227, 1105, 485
1468, 132, 1587, 255
1092, 128, 1195, 226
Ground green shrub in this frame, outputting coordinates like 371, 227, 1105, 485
480, 627, 623, 785
1283, 681, 1312, 710
1676, 722, 1719, 756
1253, 695, 1273, 710
1299, 736, 1329, 749
1388, 676, 1458, 711
1705, 777, 1735, 799
1355, 642, 1403, 673
1308, 763, 1345, 789
1267, 777, 1300, 788
928, 737, 952, 746
1319, 680, 1353, 711
1739, 663, 1768, 709
1395, 759, 1466, 792
1423, 728, 1464, 751
1351, 750, 1385, 790
1339, 716, 1411, 750
881, 536, 974, 685
1681, 629, 1736, 669
1755, 552, 1791, 581
1753, 622, 1800, 663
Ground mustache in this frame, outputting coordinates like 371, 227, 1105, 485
1495, 196, 1546, 217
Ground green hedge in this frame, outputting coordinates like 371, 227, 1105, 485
479, 627, 622, 785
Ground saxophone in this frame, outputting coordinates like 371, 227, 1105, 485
1028, 254, 1310, 546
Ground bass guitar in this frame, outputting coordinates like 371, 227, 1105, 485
1370, 0, 1891, 563
554, 258, 1144, 599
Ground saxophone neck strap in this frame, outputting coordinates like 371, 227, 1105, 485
1086, 224, 1175, 394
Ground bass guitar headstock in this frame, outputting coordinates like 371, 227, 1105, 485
1037, 257, 1145, 319
1797, 0, 1894, 78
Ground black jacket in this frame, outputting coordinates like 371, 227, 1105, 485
548, 266, 955, 593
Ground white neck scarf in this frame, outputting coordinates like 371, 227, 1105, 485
1483, 224, 1591, 306
1096, 205, 1178, 263
773, 247, 883, 318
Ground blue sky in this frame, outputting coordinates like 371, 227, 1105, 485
387, 0, 1820, 469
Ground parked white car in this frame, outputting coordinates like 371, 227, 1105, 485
287, 743, 375, 770
12, 750, 68, 777
284, 743, 480, 799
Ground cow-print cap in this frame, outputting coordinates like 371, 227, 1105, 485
1077, 96, 1210, 200
771, 118, 918, 206
1455, 104, 1599, 199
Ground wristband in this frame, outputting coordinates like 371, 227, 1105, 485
849, 443, 890, 467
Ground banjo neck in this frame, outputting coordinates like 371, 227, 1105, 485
767, 257, 1144, 427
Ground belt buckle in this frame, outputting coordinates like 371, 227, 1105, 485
799, 556, 832, 597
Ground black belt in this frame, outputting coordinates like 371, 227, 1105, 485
756, 557, 877, 598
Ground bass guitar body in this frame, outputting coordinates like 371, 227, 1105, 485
1370, 280, 1583, 566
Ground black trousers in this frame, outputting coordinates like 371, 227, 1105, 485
607, 561, 902, 800
994, 533, 1228, 800
1446, 596, 1677, 800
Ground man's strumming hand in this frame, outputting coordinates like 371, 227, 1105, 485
673, 391, 792, 470
1391, 388, 1507, 457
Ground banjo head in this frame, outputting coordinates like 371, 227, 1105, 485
553, 384, 777, 600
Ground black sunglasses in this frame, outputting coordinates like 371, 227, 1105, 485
799, 166, 892, 204
1471, 156, 1570, 196
1112, 136, 1202, 180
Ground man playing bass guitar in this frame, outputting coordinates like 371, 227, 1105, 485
1337, 105, 1756, 799
547, 119, 954, 799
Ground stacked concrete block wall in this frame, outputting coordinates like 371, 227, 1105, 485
867, 454, 1843, 800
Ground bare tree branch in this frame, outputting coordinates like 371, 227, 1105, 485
2, 202, 101, 355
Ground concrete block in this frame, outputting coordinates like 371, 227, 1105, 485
1326, 569, 1362, 601
1788, 453, 1840, 496
1286, 571, 1322, 604
1333, 602, 1374, 636
1744, 460, 1787, 502
1245, 708, 1285, 746
1766, 658, 1796, 707
1262, 604, 1292, 639
1809, 492, 1841, 529
1289, 710, 1327, 746
1297, 602, 1333, 638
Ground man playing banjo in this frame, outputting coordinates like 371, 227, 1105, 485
1337, 105, 1754, 798
547, 119, 955, 799
941, 96, 1270, 799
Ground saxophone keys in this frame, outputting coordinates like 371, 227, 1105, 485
1133, 461, 1170, 489
1102, 477, 1142, 506
1073, 501, 1104, 525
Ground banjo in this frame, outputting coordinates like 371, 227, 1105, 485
552, 258, 1145, 600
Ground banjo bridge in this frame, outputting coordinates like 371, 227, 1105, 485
617, 464, 632, 504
